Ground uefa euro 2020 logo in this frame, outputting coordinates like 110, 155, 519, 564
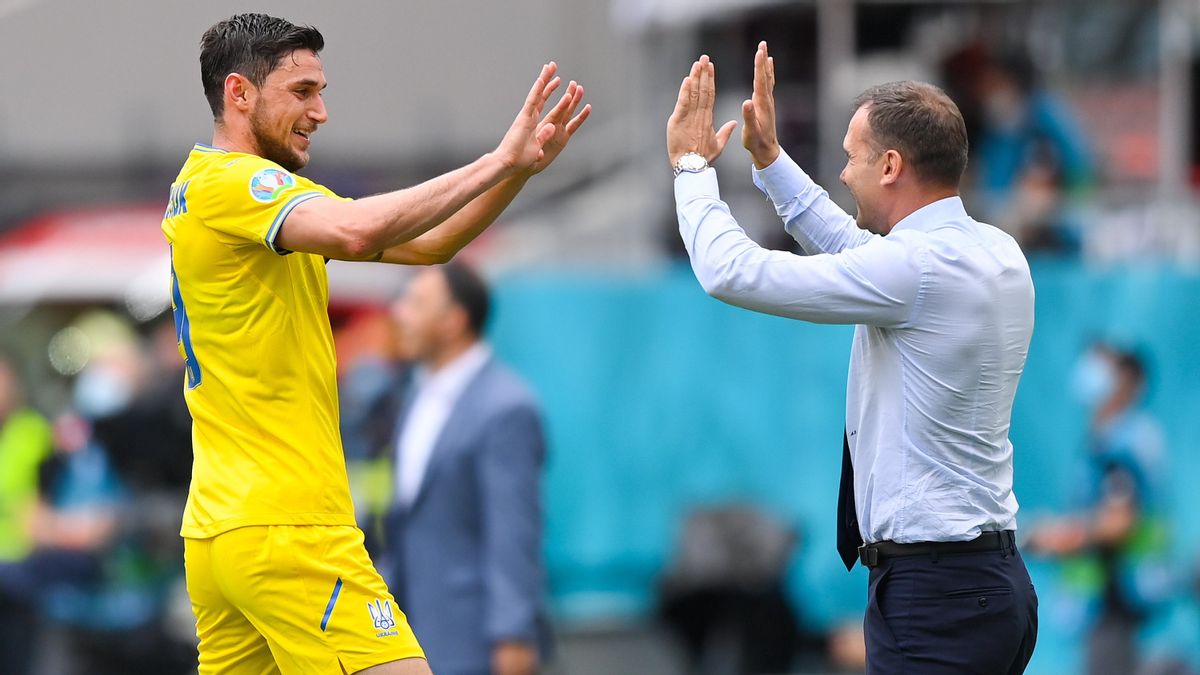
249, 168, 295, 203
368, 599, 396, 633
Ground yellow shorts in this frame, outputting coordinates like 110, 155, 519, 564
185, 525, 424, 674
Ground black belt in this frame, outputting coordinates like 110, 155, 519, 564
858, 530, 1016, 569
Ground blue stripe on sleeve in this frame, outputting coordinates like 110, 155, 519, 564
265, 192, 324, 255
320, 577, 343, 632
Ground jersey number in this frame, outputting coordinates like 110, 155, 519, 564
169, 249, 202, 389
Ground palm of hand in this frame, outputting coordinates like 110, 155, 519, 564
532, 126, 568, 173
531, 81, 590, 174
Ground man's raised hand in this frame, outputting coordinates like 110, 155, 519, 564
742, 41, 780, 170
494, 63, 561, 174
666, 55, 738, 168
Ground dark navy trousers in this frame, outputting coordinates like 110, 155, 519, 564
864, 544, 1038, 674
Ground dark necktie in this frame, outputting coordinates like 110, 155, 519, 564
836, 431, 862, 571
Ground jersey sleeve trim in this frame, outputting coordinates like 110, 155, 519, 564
266, 192, 324, 255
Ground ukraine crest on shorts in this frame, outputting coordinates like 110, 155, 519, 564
249, 168, 295, 203
368, 599, 399, 637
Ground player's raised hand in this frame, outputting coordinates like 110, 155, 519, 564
666, 55, 738, 167
742, 41, 780, 169
494, 63, 561, 174
529, 79, 592, 175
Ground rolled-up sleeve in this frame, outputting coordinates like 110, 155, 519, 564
750, 149, 875, 255
675, 168, 924, 327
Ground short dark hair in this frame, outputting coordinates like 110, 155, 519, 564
440, 262, 491, 337
200, 13, 324, 120
852, 81, 969, 188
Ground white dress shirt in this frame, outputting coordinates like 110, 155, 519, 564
396, 342, 492, 506
675, 150, 1035, 544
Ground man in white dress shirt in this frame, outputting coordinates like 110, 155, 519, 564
667, 44, 1038, 673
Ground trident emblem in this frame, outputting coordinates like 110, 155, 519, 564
367, 599, 396, 631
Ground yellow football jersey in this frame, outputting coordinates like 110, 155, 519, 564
162, 143, 355, 539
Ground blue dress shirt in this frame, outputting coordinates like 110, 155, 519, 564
675, 150, 1035, 544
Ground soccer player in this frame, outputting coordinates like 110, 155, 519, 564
161, 13, 589, 675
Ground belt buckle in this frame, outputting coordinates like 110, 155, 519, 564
858, 544, 879, 568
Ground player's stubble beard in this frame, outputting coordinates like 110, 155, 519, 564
250, 104, 306, 172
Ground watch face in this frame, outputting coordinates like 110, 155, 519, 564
680, 154, 707, 172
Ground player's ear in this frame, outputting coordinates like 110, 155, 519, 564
225, 73, 254, 113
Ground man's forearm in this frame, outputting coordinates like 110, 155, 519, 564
378, 172, 533, 265
350, 152, 517, 255
750, 149, 871, 255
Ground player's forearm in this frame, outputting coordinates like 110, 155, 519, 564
344, 152, 518, 258
377, 172, 532, 265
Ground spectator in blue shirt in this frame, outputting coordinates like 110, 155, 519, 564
1028, 343, 1168, 675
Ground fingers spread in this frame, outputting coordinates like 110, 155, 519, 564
559, 81, 583, 119
545, 83, 575, 123
566, 103, 591, 135
565, 83, 584, 118
525, 69, 548, 110
541, 76, 562, 103
525, 62, 558, 112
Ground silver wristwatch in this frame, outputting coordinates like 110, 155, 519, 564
673, 152, 709, 177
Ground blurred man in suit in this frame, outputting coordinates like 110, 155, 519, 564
384, 262, 550, 675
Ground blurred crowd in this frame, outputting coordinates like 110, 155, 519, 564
941, 43, 1097, 256
0, 314, 196, 674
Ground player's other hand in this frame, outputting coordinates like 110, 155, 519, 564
742, 41, 780, 170
494, 63, 561, 175
529, 79, 591, 175
666, 55, 738, 168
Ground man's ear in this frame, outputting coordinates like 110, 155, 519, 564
880, 149, 903, 186
443, 305, 471, 341
224, 73, 255, 114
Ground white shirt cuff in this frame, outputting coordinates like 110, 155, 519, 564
674, 167, 720, 203
750, 149, 815, 204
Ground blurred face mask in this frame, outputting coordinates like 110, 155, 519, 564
1071, 349, 1115, 407
982, 85, 1025, 133
73, 365, 133, 419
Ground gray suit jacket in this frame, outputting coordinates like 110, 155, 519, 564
383, 356, 550, 675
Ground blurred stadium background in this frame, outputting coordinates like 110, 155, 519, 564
2, 0, 1200, 673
